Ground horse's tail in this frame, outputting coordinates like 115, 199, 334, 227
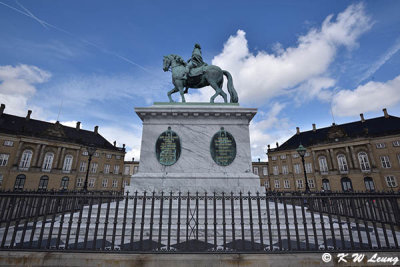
223, 70, 238, 103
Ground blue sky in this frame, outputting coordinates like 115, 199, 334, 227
1, 0, 400, 161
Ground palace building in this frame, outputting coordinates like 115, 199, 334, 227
266, 108, 400, 192
0, 104, 130, 192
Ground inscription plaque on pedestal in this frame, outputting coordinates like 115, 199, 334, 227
156, 127, 181, 166
210, 127, 236, 166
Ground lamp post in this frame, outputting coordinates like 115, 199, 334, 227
296, 144, 310, 193
83, 145, 97, 192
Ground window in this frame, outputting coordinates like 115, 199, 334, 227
337, 154, 348, 173
385, 176, 397, 188
114, 165, 120, 174
124, 166, 130, 175
284, 180, 290, 189
393, 140, 400, 147
280, 154, 286, 160
104, 164, 110, 174
112, 180, 118, 188
0, 174, 3, 187
305, 163, 312, 173
293, 164, 301, 174
398, 154, 400, 164
322, 179, 331, 191
364, 177, 375, 192
253, 166, 259, 175
308, 179, 315, 189
272, 166, 279, 175
19, 150, 33, 170
90, 162, 98, 173
376, 143, 386, 149
134, 166, 138, 173
341, 177, 353, 192
89, 178, 95, 188
82, 151, 88, 156
106, 154, 112, 159
296, 179, 304, 189
264, 180, 270, 189
274, 180, 280, 189
271, 156, 277, 161
358, 152, 371, 171
38, 175, 49, 190
318, 156, 328, 174
282, 165, 288, 175
102, 179, 108, 188
292, 154, 299, 158
76, 178, 83, 187
94, 152, 100, 157
42, 152, 54, 172
305, 152, 310, 157
262, 167, 268, 176
60, 177, 69, 190
14, 174, 26, 190
380, 156, 391, 168
116, 155, 121, 160
4, 140, 14, 146
123, 180, 129, 188
79, 161, 86, 172
62, 155, 73, 173
0, 154, 9, 166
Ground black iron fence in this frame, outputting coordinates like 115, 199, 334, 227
0, 190, 399, 253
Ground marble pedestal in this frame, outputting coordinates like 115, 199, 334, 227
125, 103, 262, 194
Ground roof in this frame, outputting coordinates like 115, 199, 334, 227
0, 113, 124, 152
270, 115, 400, 152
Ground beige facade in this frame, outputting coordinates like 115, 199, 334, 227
266, 110, 400, 192
0, 106, 130, 192
251, 160, 269, 188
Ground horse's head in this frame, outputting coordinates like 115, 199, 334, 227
163, 55, 171, 72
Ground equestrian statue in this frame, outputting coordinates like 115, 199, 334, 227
163, 44, 238, 103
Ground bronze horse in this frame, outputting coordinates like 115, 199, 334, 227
163, 54, 238, 103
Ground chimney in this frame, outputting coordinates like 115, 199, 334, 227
360, 113, 365, 123
26, 110, 32, 120
132, 157, 135, 162
94, 126, 99, 134
383, 108, 389, 118
0, 104, 5, 116
276, 142, 279, 148
312, 123, 316, 132
296, 127, 300, 135
76, 121, 81, 130
267, 144, 270, 149
123, 144, 126, 148
113, 141, 116, 147
258, 158, 260, 162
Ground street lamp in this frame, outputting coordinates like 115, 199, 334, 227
296, 144, 310, 193
83, 145, 97, 192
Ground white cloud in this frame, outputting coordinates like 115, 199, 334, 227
249, 103, 292, 161
99, 124, 142, 161
332, 75, 400, 116
194, 3, 372, 105
0, 64, 50, 116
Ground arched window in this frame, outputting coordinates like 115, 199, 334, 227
341, 177, 353, 192
364, 177, 375, 192
38, 175, 49, 190
19, 150, 33, 170
60, 177, 69, 190
358, 152, 371, 171
14, 174, 26, 190
322, 179, 330, 191
62, 155, 73, 173
42, 152, 54, 172
318, 156, 328, 174
337, 154, 348, 173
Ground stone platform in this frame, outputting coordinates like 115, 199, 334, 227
126, 103, 262, 194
